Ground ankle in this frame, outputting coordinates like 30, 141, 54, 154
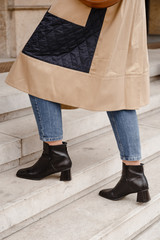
123, 160, 141, 166
45, 140, 63, 146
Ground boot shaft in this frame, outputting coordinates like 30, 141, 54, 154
122, 162, 149, 190
44, 141, 72, 171
99, 162, 151, 202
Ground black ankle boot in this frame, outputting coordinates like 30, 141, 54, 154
99, 162, 151, 203
16, 141, 72, 181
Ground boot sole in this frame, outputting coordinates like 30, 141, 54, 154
16, 168, 72, 181
99, 190, 151, 202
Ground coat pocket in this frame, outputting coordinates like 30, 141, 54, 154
48, 0, 91, 27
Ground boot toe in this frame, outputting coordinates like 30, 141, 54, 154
99, 188, 126, 201
16, 169, 28, 178
99, 188, 112, 198
16, 167, 34, 179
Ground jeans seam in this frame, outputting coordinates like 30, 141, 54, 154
30, 95, 63, 141
34, 96, 45, 138
109, 113, 125, 157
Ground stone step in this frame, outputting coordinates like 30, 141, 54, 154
0, 133, 21, 172
0, 73, 32, 122
2, 150, 160, 240
0, 109, 108, 172
0, 80, 160, 172
148, 49, 160, 77
133, 219, 160, 240
0, 111, 160, 239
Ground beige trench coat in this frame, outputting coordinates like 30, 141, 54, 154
5, 0, 150, 111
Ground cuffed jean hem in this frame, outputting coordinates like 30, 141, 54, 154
120, 155, 142, 161
39, 135, 63, 142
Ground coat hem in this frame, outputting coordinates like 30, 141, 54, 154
5, 51, 150, 112
5, 78, 150, 112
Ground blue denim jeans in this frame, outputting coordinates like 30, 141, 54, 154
29, 94, 141, 161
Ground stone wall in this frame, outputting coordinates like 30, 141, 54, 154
7, 0, 54, 57
0, 0, 54, 58
0, 0, 9, 57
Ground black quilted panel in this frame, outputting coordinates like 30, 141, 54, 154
22, 8, 107, 73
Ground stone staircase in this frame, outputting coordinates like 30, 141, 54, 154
0, 49, 160, 240
134, 219, 160, 240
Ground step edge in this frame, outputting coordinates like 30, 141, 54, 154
89, 193, 160, 240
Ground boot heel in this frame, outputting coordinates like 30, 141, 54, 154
137, 189, 151, 203
60, 169, 71, 181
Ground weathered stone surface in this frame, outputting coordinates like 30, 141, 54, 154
0, 132, 21, 165
0, 0, 8, 57
0, 112, 160, 238
134, 220, 160, 240
0, 73, 31, 115
2, 153, 160, 240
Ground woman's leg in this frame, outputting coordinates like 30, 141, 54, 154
107, 110, 141, 165
99, 110, 150, 203
28, 94, 63, 145
16, 94, 72, 181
